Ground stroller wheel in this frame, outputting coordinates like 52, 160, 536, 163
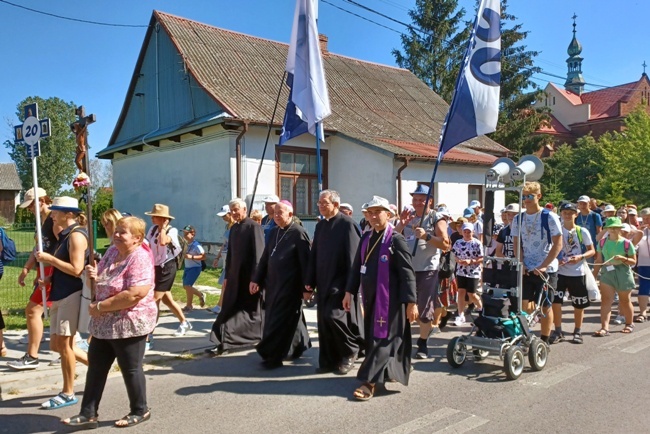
504, 346, 525, 380
528, 337, 548, 371
446, 337, 467, 368
473, 349, 490, 361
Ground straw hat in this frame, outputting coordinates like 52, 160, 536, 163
450, 217, 468, 231
144, 203, 174, 220
49, 196, 81, 213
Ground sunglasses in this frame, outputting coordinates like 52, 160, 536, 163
522, 194, 536, 200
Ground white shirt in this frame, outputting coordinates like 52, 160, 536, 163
637, 228, 650, 267
511, 210, 562, 273
146, 225, 181, 266
558, 226, 593, 277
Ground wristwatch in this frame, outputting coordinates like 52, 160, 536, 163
425, 234, 432, 242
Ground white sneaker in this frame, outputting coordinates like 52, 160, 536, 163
454, 315, 466, 326
613, 315, 625, 325
174, 321, 192, 337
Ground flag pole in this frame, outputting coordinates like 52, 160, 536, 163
411, 151, 443, 257
248, 71, 287, 217
316, 123, 322, 192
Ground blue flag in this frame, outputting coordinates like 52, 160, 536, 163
279, 0, 331, 145
438, 0, 501, 161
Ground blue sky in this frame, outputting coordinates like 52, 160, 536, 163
0, 0, 647, 164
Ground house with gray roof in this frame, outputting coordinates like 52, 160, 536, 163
0, 163, 23, 224
98, 10, 508, 241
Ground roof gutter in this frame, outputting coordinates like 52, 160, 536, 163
235, 121, 249, 198
396, 157, 410, 212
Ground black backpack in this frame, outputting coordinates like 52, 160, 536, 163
438, 251, 453, 279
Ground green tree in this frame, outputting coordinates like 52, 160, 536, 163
542, 136, 605, 202
3, 96, 78, 195
593, 106, 650, 205
392, 0, 470, 103
488, 0, 553, 157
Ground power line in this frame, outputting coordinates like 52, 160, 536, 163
321, 0, 402, 34
0, 0, 148, 28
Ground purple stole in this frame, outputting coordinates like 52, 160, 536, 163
360, 225, 392, 339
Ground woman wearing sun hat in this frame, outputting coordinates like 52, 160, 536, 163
35, 197, 89, 409
592, 217, 637, 336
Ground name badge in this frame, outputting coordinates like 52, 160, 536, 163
606, 265, 615, 272
360, 265, 367, 274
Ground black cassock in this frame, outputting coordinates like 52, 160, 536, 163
346, 230, 417, 385
306, 212, 365, 370
253, 223, 312, 363
210, 218, 265, 350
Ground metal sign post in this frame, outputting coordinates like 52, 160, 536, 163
14, 103, 51, 318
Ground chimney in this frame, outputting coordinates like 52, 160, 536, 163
319, 34, 328, 55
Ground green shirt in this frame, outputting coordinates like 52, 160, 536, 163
597, 238, 636, 264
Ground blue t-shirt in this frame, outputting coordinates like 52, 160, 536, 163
575, 211, 602, 244
184, 240, 204, 269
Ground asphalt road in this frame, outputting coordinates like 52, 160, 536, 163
2, 303, 649, 434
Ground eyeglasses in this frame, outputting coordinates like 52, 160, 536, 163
317, 201, 333, 206
522, 194, 536, 200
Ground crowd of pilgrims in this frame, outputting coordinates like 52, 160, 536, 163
8, 180, 650, 428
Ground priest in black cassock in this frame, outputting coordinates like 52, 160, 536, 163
209, 198, 265, 355
306, 190, 364, 375
344, 195, 418, 401
250, 200, 312, 368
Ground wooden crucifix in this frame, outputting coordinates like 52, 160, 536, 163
70, 106, 97, 292
71, 106, 96, 174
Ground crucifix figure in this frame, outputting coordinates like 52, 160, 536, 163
70, 106, 96, 173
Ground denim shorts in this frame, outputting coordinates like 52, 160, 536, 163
182, 266, 202, 286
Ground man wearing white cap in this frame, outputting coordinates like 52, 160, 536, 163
261, 195, 279, 244
395, 185, 450, 359
343, 196, 417, 400
469, 200, 483, 240
339, 203, 353, 217
576, 195, 602, 253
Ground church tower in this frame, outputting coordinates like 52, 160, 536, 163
565, 14, 586, 95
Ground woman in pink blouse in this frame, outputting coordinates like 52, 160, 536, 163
63, 216, 156, 429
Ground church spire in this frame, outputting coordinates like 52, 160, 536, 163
565, 14, 586, 95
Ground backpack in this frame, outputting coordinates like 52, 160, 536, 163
0, 228, 17, 263
518, 209, 553, 244
574, 226, 587, 254
598, 237, 631, 257
438, 250, 453, 279
169, 227, 187, 270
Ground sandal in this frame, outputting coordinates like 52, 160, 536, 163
353, 383, 375, 401
41, 392, 78, 409
572, 332, 583, 344
115, 411, 150, 428
622, 324, 635, 334
634, 315, 646, 323
62, 414, 99, 429
593, 328, 610, 337
199, 292, 206, 308
182, 306, 193, 312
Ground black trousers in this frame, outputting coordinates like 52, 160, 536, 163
81, 335, 148, 418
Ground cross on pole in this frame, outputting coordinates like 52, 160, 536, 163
643, 61, 647, 75
13, 103, 51, 318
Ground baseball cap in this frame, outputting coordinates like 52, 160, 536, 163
216, 205, 230, 217
640, 208, 650, 217
628, 208, 638, 215
339, 203, 353, 212
263, 195, 280, 203
461, 222, 474, 232
560, 202, 577, 213
621, 223, 631, 233
19, 187, 48, 209
577, 195, 590, 203
603, 204, 616, 213
462, 207, 475, 218
469, 200, 481, 208
505, 203, 520, 213
545, 202, 554, 210
182, 225, 195, 233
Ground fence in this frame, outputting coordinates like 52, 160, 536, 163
0, 222, 105, 312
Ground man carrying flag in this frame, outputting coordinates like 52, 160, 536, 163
414, 0, 501, 235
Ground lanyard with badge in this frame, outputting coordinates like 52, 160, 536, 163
360, 234, 383, 275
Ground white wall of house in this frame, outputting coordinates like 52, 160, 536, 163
112, 126, 234, 243
397, 160, 505, 220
